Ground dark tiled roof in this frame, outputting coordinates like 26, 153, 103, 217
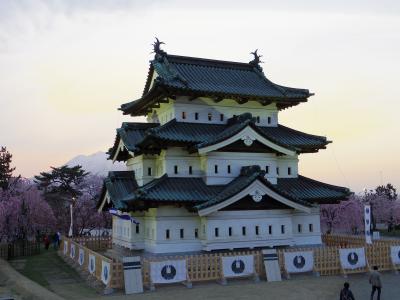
108, 122, 159, 160
108, 114, 329, 160
277, 176, 351, 203
98, 171, 138, 210
99, 166, 350, 212
121, 54, 311, 116
129, 175, 223, 203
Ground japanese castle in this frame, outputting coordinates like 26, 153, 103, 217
98, 40, 350, 254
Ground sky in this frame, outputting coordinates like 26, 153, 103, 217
0, 0, 399, 193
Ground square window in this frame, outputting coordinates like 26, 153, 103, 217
174, 165, 178, 174
242, 226, 246, 236
228, 227, 232, 236
214, 165, 218, 174
281, 225, 285, 234
215, 228, 219, 237
180, 229, 184, 239
268, 225, 272, 235
288, 167, 292, 176
298, 224, 302, 233
208, 113, 212, 121
189, 166, 193, 175
309, 224, 314, 232
182, 111, 186, 119
227, 165, 231, 174
255, 226, 259, 235
195, 112, 199, 120
220, 114, 224, 121
166, 229, 170, 239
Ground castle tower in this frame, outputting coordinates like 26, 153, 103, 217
98, 40, 350, 253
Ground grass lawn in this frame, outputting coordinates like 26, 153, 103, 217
10, 247, 98, 299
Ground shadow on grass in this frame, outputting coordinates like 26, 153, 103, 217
10, 247, 98, 299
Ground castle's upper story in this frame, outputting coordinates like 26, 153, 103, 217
120, 40, 312, 119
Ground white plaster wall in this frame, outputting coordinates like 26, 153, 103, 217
149, 96, 278, 126
112, 207, 323, 253
202, 210, 295, 251
291, 208, 322, 245
126, 149, 298, 185
161, 148, 203, 177
127, 155, 157, 186
143, 207, 202, 253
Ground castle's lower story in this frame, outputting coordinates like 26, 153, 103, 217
100, 166, 350, 254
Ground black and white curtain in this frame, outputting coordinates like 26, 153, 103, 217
88, 254, 96, 274
284, 251, 314, 273
390, 246, 400, 265
150, 260, 187, 284
222, 255, 254, 278
339, 248, 366, 270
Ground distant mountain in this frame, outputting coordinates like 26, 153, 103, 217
66, 151, 125, 177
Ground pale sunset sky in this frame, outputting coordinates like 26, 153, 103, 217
0, 0, 399, 193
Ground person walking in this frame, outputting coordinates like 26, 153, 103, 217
43, 234, 50, 250
340, 282, 355, 300
369, 266, 382, 300
57, 231, 61, 248
53, 232, 59, 250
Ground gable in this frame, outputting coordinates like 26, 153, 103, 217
220, 194, 292, 211
198, 126, 296, 156
197, 179, 311, 216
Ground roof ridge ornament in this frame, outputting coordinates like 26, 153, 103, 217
249, 49, 263, 71
152, 37, 166, 58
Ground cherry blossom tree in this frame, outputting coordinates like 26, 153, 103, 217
72, 175, 110, 236
321, 195, 364, 234
0, 179, 56, 242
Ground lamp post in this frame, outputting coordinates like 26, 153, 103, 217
68, 196, 76, 238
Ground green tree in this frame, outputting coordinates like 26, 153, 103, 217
34, 165, 89, 205
0, 146, 16, 190
375, 183, 397, 201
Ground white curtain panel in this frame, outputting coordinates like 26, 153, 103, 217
101, 261, 111, 285
364, 205, 372, 244
150, 260, 187, 284
390, 246, 400, 265
88, 254, 96, 274
70, 244, 76, 259
63, 241, 68, 255
78, 248, 85, 266
222, 255, 254, 278
284, 251, 314, 273
339, 248, 366, 270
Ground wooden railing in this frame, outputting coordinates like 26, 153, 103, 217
0, 241, 40, 260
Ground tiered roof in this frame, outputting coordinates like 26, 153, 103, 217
99, 166, 351, 212
121, 50, 312, 116
109, 113, 330, 160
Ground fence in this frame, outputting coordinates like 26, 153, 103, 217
72, 236, 112, 251
60, 237, 123, 289
61, 234, 400, 291
0, 241, 41, 260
